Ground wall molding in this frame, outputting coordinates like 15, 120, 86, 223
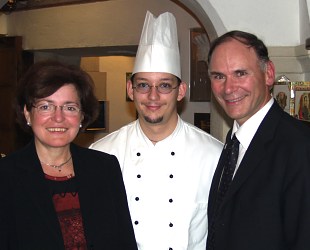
269, 45, 310, 81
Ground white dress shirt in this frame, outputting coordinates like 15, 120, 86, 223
232, 98, 274, 175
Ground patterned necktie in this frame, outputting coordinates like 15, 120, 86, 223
217, 134, 240, 202
206, 134, 240, 250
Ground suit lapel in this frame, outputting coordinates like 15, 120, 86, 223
221, 102, 284, 206
208, 131, 233, 216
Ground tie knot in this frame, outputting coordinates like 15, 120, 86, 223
226, 134, 239, 149
232, 134, 238, 142
227, 134, 239, 146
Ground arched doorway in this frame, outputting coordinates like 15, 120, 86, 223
173, 0, 231, 141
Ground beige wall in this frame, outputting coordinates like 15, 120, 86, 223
4, 0, 218, 140
97, 56, 136, 139
2, 0, 309, 142
74, 56, 136, 146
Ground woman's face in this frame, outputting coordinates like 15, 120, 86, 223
24, 84, 83, 150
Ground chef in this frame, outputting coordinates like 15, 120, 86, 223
90, 11, 223, 250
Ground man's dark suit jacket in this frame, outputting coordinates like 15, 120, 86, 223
208, 101, 310, 250
0, 141, 138, 250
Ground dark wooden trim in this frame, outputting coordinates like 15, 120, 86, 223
1, 0, 110, 12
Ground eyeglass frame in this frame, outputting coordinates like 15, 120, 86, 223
132, 82, 180, 94
32, 102, 82, 116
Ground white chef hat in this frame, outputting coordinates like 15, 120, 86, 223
132, 11, 181, 79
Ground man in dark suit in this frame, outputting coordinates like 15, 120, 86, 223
206, 30, 310, 250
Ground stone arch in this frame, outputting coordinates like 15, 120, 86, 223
173, 0, 226, 40
173, 0, 230, 140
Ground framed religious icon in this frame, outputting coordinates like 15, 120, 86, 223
189, 28, 211, 102
272, 81, 293, 115
293, 82, 310, 122
194, 113, 210, 133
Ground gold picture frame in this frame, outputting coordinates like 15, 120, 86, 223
272, 82, 292, 115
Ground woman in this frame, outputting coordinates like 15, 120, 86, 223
0, 61, 138, 250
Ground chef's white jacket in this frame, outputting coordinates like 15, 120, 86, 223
90, 117, 223, 250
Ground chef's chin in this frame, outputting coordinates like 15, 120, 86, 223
144, 115, 163, 124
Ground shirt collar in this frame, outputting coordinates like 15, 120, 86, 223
232, 98, 274, 150
136, 115, 181, 146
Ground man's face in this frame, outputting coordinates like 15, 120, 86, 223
209, 39, 275, 125
127, 72, 186, 128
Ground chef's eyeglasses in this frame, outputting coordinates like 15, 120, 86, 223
32, 102, 81, 117
132, 83, 178, 94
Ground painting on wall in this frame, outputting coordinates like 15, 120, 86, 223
86, 100, 107, 131
272, 80, 310, 125
190, 28, 211, 102
272, 82, 292, 115
294, 83, 310, 122
194, 113, 210, 133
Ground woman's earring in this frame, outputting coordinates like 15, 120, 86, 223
79, 124, 82, 128
27, 121, 31, 126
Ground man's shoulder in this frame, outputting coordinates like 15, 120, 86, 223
278, 113, 310, 141
180, 119, 223, 147
89, 121, 136, 151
